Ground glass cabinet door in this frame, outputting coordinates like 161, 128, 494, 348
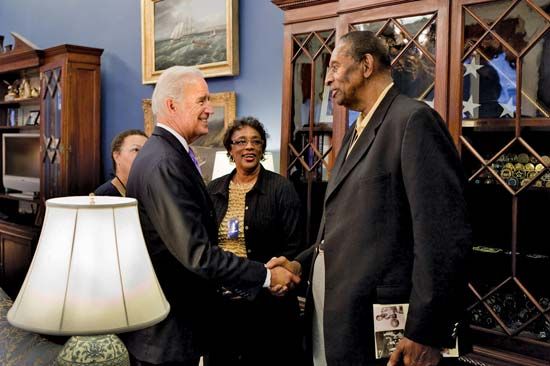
452, 0, 550, 360
352, 14, 437, 105
285, 27, 336, 243
41, 67, 63, 200
344, 0, 450, 123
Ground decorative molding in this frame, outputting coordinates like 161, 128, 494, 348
272, 0, 337, 11
0, 33, 43, 73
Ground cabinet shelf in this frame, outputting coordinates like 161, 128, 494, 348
0, 125, 39, 130
462, 118, 550, 129
295, 124, 333, 133
0, 194, 40, 204
0, 97, 40, 107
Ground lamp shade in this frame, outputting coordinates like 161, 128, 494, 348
7, 196, 170, 336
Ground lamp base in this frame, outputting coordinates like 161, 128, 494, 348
55, 334, 129, 366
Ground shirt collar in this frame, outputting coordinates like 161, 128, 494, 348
157, 123, 190, 152
356, 82, 395, 133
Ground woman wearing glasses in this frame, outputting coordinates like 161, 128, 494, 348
207, 116, 304, 366
94, 129, 147, 197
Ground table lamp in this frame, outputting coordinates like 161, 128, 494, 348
7, 195, 170, 366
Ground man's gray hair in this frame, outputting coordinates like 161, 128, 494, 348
151, 66, 204, 117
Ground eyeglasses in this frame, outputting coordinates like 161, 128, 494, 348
231, 139, 263, 147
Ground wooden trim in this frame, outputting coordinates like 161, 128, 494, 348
339, 0, 417, 13
272, 0, 337, 11
283, 2, 339, 24
466, 345, 550, 366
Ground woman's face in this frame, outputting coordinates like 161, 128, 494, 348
114, 134, 148, 177
229, 126, 264, 174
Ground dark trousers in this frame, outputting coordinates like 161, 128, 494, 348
206, 293, 305, 366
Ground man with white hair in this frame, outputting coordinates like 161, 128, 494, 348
123, 66, 300, 366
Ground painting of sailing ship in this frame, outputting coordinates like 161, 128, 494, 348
141, 0, 239, 82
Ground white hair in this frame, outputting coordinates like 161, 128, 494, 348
151, 66, 204, 118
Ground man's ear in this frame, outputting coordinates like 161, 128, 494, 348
164, 98, 176, 114
362, 54, 375, 79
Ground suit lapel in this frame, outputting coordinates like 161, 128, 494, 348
153, 126, 205, 187
324, 121, 356, 199
325, 87, 400, 203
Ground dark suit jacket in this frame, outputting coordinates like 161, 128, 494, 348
122, 126, 267, 363
297, 87, 472, 365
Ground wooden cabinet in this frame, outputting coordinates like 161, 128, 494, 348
273, 0, 550, 364
0, 33, 102, 296
0, 220, 38, 299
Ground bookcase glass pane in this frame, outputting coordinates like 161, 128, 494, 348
521, 29, 550, 118
292, 52, 312, 129
461, 0, 550, 355
397, 14, 432, 39
493, 0, 547, 53
467, 0, 514, 27
392, 44, 434, 99
462, 35, 517, 120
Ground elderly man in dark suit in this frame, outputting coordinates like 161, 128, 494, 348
268, 31, 472, 366
123, 66, 300, 366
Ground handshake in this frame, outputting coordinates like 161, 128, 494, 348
265, 256, 302, 296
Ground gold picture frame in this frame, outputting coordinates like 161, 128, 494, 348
141, 0, 239, 84
142, 91, 237, 142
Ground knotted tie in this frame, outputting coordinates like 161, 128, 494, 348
188, 147, 202, 176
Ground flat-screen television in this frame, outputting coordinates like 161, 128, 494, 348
2, 133, 40, 196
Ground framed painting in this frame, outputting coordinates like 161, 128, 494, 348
141, 0, 239, 84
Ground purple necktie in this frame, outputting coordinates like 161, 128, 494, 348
188, 147, 202, 176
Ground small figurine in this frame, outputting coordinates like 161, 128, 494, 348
19, 77, 31, 99
30, 86, 40, 98
3, 80, 18, 101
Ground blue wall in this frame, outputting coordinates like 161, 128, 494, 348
0, 0, 284, 178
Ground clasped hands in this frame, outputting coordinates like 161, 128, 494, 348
265, 256, 301, 296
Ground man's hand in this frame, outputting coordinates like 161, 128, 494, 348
265, 256, 301, 296
268, 265, 300, 296
387, 337, 441, 366
266, 256, 302, 276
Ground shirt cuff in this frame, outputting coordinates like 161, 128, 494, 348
262, 268, 271, 288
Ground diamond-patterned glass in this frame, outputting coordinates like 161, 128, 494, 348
490, 142, 543, 192
532, 0, 550, 16
470, 301, 499, 330
517, 251, 550, 315
293, 53, 313, 128
467, 0, 514, 28
392, 45, 434, 98
352, 20, 387, 34
485, 281, 540, 333
306, 34, 322, 57
469, 244, 510, 296
494, 1, 548, 53
397, 14, 432, 38
462, 34, 517, 119
418, 20, 437, 57
314, 50, 332, 125
520, 315, 550, 343
380, 21, 411, 62
464, 11, 486, 57
521, 29, 550, 118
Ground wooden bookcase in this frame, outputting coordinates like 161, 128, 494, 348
0, 33, 102, 298
272, 0, 550, 364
